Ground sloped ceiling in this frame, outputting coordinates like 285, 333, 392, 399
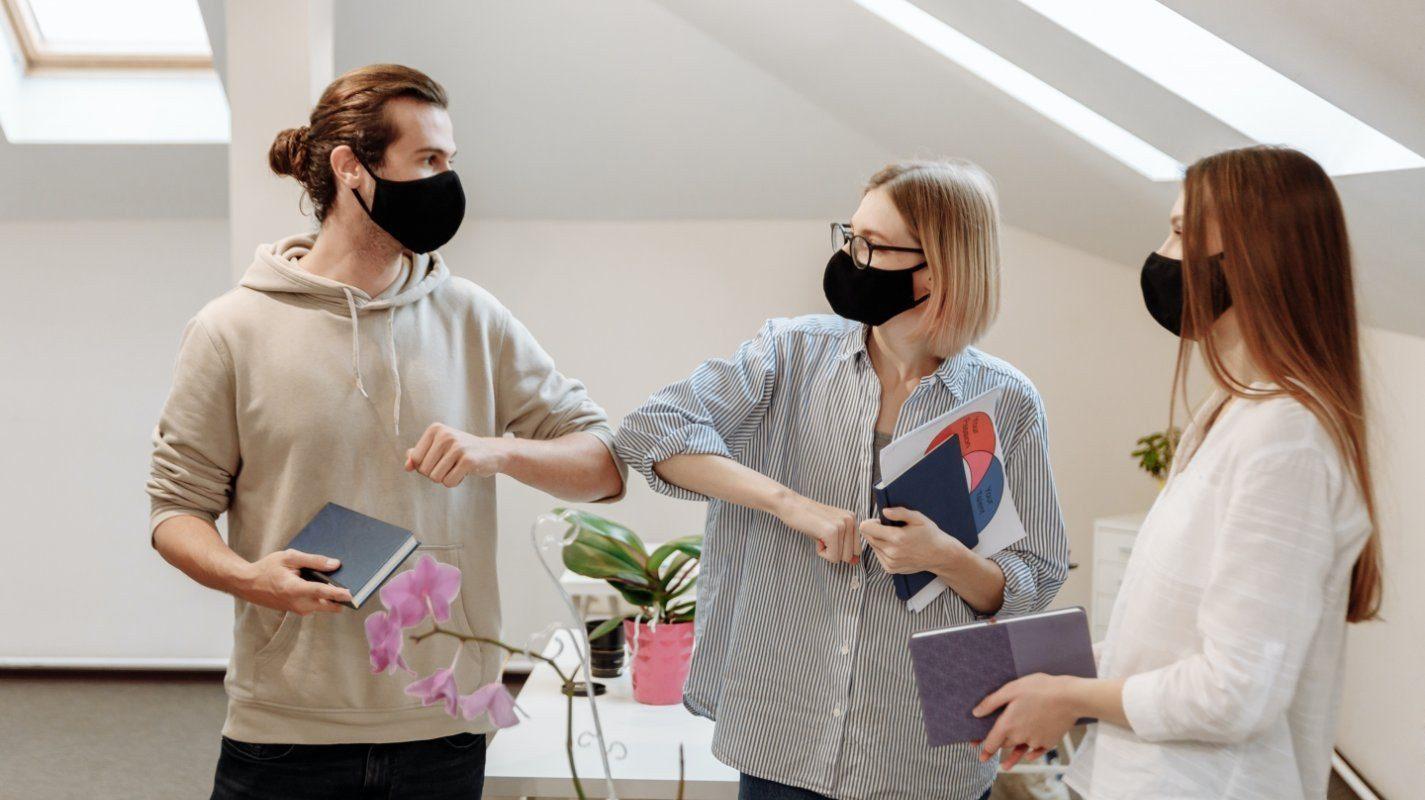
2, 0, 1421, 335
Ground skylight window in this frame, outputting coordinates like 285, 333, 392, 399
850, 0, 1183, 181
1015, 0, 1425, 176
1, 0, 212, 70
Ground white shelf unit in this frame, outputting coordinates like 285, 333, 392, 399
1091, 513, 1145, 641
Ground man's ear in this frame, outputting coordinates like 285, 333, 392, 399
330, 144, 365, 190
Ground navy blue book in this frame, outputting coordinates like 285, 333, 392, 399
873, 433, 979, 602
287, 503, 420, 610
909, 607, 1098, 745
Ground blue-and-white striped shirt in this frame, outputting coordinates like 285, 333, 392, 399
614, 315, 1070, 800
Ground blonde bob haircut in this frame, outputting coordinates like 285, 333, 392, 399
864, 160, 1001, 357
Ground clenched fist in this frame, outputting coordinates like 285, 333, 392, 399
405, 422, 510, 488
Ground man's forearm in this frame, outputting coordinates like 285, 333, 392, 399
497, 431, 625, 502
152, 514, 254, 598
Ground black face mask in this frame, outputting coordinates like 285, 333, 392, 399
822, 249, 929, 326
1140, 251, 1232, 337
352, 157, 466, 253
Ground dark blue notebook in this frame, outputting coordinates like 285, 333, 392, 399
873, 434, 979, 602
287, 503, 420, 610
909, 606, 1098, 746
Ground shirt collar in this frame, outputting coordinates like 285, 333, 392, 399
835, 322, 971, 398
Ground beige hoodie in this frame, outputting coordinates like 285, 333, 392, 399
147, 234, 624, 744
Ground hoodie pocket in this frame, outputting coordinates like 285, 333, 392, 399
251, 543, 479, 711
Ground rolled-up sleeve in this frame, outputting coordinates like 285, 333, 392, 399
613, 319, 778, 502
147, 317, 241, 546
1121, 447, 1336, 744
986, 385, 1069, 617
493, 308, 628, 502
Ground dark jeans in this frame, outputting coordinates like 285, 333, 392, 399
211, 732, 486, 800
739, 772, 992, 800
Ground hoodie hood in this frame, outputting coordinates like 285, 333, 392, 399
240, 233, 451, 437
240, 233, 450, 309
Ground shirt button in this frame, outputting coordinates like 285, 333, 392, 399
832, 706, 842, 718
840, 643, 850, 655
850, 576, 861, 589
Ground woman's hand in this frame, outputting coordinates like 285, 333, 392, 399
859, 506, 964, 574
771, 491, 860, 564
972, 673, 1082, 768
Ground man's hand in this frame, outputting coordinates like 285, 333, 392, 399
771, 491, 860, 564
235, 549, 352, 615
405, 423, 510, 488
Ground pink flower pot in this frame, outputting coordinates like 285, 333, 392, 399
622, 619, 694, 705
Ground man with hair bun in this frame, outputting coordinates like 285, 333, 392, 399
147, 63, 625, 799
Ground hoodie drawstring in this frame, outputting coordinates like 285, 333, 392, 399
343, 288, 370, 399
388, 306, 402, 439
343, 287, 403, 439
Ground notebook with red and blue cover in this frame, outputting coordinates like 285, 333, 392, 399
873, 433, 979, 602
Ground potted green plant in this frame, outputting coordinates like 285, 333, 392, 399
1131, 427, 1180, 487
556, 508, 701, 705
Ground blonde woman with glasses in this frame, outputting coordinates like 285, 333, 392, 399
614, 160, 1070, 800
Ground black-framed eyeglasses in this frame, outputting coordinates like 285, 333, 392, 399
830, 222, 923, 269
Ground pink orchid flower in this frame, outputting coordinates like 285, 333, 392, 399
364, 610, 413, 675
404, 666, 461, 717
459, 682, 521, 728
381, 554, 461, 628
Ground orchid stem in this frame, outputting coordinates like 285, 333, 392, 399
409, 624, 590, 799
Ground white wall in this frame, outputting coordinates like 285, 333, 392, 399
0, 215, 1171, 662
1337, 327, 1425, 799
0, 219, 235, 663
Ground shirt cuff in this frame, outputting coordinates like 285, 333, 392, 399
638, 424, 733, 502
987, 550, 1037, 618
1121, 669, 1173, 742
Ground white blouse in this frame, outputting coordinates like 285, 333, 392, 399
1066, 386, 1372, 800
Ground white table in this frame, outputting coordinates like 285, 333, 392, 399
485, 630, 738, 799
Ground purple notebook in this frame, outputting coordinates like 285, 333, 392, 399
908, 606, 1097, 746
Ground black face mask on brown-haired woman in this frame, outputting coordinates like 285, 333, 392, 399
351, 156, 466, 254
1140, 251, 1232, 337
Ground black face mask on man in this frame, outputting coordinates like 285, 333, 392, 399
822, 249, 929, 326
351, 155, 466, 254
1140, 251, 1232, 337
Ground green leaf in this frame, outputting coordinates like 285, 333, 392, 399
586, 615, 628, 641
555, 508, 648, 566
562, 537, 651, 587
648, 535, 702, 574
609, 580, 657, 607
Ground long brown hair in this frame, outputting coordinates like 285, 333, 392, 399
865, 160, 1001, 357
1172, 145, 1382, 622
269, 64, 448, 221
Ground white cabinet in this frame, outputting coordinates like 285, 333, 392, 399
1091, 513, 1145, 640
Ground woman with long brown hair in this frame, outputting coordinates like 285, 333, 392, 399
971, 146, 1382, 800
